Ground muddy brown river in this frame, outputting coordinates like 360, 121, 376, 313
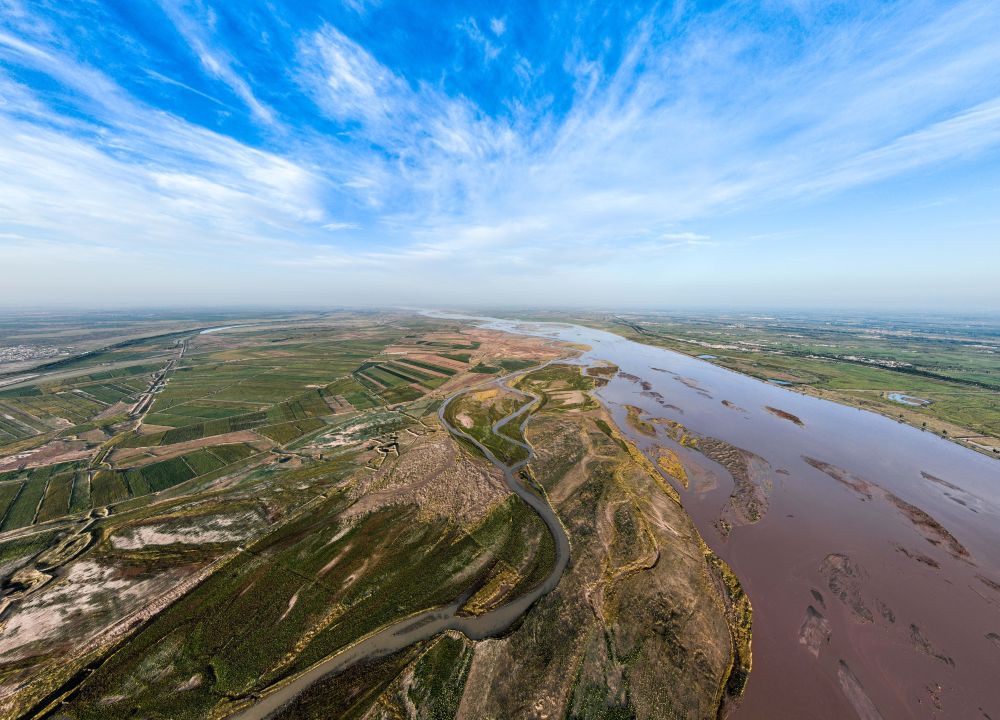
479, 318, 1000, 720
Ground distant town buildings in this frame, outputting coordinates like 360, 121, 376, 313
0, 345, 70, 364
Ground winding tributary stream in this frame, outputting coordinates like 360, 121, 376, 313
229, 365, 570, 719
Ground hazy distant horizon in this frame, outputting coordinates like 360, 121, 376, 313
2, 1, 999, 310
0, 304, 998, 323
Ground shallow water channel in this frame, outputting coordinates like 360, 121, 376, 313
229, 367, 570, 719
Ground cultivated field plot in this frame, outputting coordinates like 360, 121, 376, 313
0, 315, 475, 530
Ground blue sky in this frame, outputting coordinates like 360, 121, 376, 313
0, 0, 998, 310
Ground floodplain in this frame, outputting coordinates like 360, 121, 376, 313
0, 309, 996, 720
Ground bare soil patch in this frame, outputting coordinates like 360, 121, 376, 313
765, 405, 804, 426
346, 431, 509, 527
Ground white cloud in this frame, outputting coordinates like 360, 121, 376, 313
154, 0, 275, 125
659, 232, 712, 246
342, 0, 380, 16
459, 18, 501, 63
0, 38, 331, 258
322, 222, 360, 231
805, 98, 1000, 193
282, 1, 1000, 282
296, 24, 409, 130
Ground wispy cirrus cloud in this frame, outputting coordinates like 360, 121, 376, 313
0, 31, 331, 259
154, 0, 276, 125
459, 18, 502, 63
287, 0, 1000, 264
296, 24, 410, 131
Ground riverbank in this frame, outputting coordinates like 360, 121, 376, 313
579, 317, 999, 460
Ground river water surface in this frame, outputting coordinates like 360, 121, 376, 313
476, 318, 1000, 720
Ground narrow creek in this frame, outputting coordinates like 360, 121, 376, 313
228, 366, 571, 720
